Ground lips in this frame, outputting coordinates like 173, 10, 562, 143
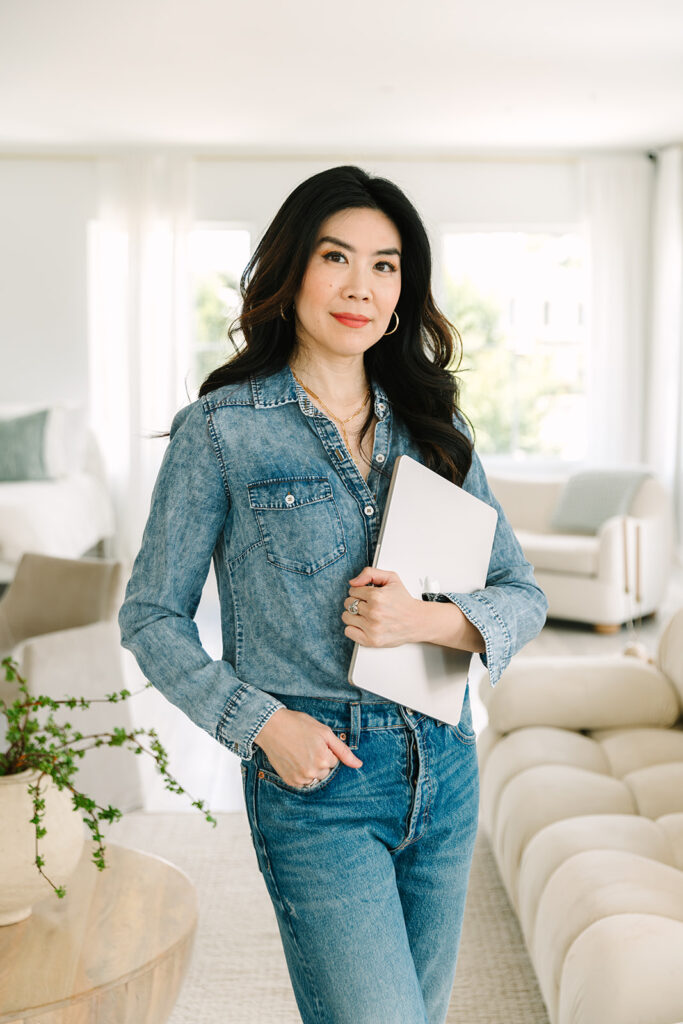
332, 313, 371, 328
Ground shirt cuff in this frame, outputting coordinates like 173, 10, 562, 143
441, 590, 512, 687
215, 684, 286, 760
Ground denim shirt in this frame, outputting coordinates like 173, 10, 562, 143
119, 364, 548, 760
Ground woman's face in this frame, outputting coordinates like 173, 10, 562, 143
293, 207, 402, 362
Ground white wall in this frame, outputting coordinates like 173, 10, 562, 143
0, 158, 96, 405
194, 157, 581, 296
194, 157, 580, 227
0, 155, 580, 408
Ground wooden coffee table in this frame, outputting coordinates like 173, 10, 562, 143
0, 842, 197, 1024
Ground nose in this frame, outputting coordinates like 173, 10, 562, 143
341, 264, 372, 301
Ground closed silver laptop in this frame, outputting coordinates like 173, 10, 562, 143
348, 455, 497, 727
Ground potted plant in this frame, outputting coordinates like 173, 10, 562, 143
0, 655, 215, 925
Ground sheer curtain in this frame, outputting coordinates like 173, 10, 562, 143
579, 155, 655, 466
644, 145, 683, 562
88, 154, 244, 811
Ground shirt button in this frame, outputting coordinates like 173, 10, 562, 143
376, 453, 385, 464
339, 732, 347, 741
377, 403, 386, 414
364, 505, 374, 517
285, 494, 295, 506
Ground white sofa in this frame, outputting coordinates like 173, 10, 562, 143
487, 472, 675, 631
0, 406, 115, 583
478, 607, 683, 1024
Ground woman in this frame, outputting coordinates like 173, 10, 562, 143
119, 165, 547, 1024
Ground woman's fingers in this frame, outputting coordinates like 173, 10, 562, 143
349, 567, 395, 588
327, 731, 363, 768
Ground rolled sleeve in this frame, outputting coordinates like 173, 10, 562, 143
444, 589, 513, 686
118, 400, 285, 761
441, 423, 548, 686
217, 686, 285, 760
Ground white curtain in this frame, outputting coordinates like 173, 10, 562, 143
88, 154, 193, 563
644, 145, 683, 562
88, 154, 244, 812
579, 155, 655, 466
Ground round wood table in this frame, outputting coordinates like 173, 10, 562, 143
0, 842, 197, 1024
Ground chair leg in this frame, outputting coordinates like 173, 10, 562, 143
594, 623, 622, 634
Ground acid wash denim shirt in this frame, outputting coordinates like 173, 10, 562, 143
119, 363, 548, 760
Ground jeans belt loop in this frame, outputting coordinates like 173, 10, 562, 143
349, 702, 361, 750
399, 705, 418, 731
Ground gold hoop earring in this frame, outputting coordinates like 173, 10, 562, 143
383, 311, 399, 336
280, 303, 289, 321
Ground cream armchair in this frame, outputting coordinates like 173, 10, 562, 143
0, 553, 143, 812
487, 472, 675, 631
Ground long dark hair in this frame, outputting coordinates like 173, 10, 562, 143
199, 165, 473, 485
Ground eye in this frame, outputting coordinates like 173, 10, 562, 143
375, 260, 398, 273
322, 251, 347, 264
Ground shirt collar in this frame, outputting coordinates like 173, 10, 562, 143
251, 365, 390, 421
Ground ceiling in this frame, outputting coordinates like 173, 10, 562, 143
1, 0, 682, 155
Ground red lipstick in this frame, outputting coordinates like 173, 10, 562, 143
332, 313, 370, 328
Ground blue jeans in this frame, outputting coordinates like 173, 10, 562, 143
241, 691, 480, 1024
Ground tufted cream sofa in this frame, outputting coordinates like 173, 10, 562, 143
478, 607, 683, 1024
486, 472, 675, 631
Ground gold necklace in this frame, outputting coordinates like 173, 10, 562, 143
290, 369, 371, 451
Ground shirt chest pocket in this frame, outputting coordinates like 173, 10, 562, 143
247, 476, 346, 575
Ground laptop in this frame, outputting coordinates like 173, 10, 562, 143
347, 455, 498, 727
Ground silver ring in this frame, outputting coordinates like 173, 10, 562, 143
304, 777, 320, 787
349, 599, 360, 615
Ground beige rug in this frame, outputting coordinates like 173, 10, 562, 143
111, 811, 549, 1024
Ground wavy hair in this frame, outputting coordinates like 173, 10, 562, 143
199, 165, 473, 485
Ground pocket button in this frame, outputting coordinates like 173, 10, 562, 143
339, 732, 347, 740
285, 493, 295, 505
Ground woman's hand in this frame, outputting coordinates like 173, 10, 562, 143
253, 708, 362, 788
343, 567, 486, 653
342, 567, 425, 647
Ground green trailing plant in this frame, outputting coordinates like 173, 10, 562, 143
0, 655, 216, 898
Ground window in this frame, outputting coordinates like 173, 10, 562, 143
442, 231, 588, 461
188, 227, 251, 394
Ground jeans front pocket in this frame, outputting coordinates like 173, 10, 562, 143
254, 744, 343, 795
248, 475, 346, 575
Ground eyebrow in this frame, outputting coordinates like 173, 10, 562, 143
317, 235, 401, 258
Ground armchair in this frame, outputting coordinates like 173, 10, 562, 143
487, 472, 675, 631
0, 553, 143, 812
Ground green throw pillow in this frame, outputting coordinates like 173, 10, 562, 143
0, 410, 51, 482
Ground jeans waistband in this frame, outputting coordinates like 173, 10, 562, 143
266, 692, 426, 749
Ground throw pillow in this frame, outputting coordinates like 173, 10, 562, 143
550, 470, 652, 534
0, 410, 51, 481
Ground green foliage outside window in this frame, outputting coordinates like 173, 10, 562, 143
443, 275, 584, 458
192, 271, 242, 390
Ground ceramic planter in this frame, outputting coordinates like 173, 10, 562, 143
0, 768, 84, 925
